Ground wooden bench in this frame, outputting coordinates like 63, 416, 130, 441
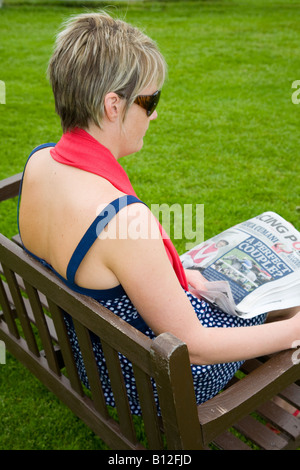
1, 173, 300, 450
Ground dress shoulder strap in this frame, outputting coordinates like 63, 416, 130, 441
66, 195, 146, 284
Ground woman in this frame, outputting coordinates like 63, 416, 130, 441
18, 12, 300, 414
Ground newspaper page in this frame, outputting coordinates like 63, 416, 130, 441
180, 212, 300, 318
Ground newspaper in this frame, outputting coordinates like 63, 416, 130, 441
180, 212, 300, 318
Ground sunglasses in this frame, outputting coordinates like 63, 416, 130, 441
134, 90, 161, 116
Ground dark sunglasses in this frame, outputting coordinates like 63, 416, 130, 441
134, 90, 161, 116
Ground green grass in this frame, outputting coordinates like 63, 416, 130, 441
1, 0, 300, 450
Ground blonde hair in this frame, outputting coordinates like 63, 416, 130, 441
47, 12, 167, 132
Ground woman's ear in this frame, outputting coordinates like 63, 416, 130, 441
104, 92, 123, 122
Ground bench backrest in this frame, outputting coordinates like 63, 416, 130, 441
0, 233, 203, 450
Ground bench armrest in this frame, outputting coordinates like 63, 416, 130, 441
197, 348, 300, 444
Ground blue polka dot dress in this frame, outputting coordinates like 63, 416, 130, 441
64, 290, 267, 415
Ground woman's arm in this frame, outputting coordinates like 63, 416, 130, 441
102, 204, 300, 365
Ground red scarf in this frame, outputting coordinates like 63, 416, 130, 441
50, 128, 188, 290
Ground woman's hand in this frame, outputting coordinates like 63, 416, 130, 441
184, 269, 208, 291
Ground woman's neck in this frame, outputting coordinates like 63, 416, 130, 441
85, 122, 122, 160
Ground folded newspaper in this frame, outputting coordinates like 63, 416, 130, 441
180, 212, 300, 318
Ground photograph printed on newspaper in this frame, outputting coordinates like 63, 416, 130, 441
180, 212, 300, 318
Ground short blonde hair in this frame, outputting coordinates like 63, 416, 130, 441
47, 12, 167, 132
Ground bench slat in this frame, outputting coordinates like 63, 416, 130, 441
234, 415, 289, 450
23, 280, 61, 375
101, 338, 137, 444
2, 264, 39, 355
132, 364, 164, 449
72, 318, 109, 419
279, 383, 300, 409
46, 298, 84, 396
212, 430, 252, 450
0, 274, 20, 338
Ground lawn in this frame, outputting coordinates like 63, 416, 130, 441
0, 0, 299, 450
